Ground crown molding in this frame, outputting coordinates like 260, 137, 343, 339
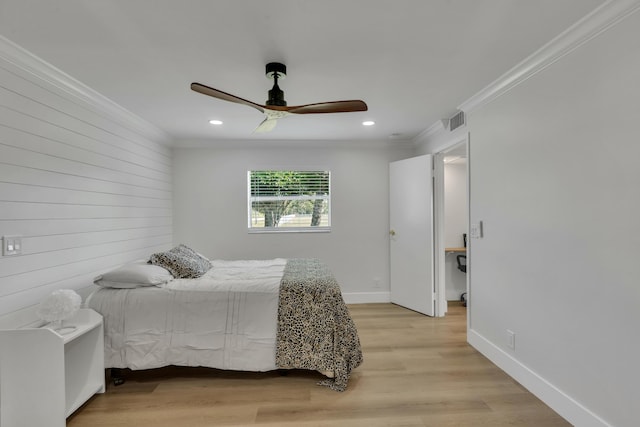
412, 120, 446, 147
172, 137, 416, 150
458, 0, 640, 114
0, 35, 172, 146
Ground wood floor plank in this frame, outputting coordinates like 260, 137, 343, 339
67, 303, 570, 427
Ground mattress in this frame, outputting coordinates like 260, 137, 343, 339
86, 259, 286, 372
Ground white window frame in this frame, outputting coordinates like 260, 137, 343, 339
247, 170, 331, 233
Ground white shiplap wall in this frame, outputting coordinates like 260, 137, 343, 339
0, 36, 173, 321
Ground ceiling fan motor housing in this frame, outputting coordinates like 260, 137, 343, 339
266, 62, 287, 106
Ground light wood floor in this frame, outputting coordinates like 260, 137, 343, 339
68, 303, 570, 427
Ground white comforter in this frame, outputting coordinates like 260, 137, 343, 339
86, 259, 287, 372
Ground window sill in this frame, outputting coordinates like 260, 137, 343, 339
247, 227, 331, 234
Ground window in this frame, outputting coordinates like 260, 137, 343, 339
248, 170, 331, 232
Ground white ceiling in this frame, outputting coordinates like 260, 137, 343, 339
0, 0, 603, 144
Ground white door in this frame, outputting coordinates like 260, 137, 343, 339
389, 155, 435, 316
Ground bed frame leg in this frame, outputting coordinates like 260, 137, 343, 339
110, 368, 126, 386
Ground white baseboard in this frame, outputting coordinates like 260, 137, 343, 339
468, 329, 612, 427
342, 292, 391, 304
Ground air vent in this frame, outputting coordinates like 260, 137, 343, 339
449, 111, 465, 131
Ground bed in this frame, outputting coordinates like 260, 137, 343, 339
85, 248, 363, 391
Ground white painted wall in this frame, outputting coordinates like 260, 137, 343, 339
421, 6, 640, 427
444, 161, 467, 301
444, 161, 467, 248
172, 142, 415, 301
0, 37, 173, 322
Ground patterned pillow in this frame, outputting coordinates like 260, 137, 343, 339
174, 244, 210, 264
174, 244, 212, 273
150, 245, 211, 278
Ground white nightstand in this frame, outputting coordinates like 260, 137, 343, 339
0, 308, 105, 427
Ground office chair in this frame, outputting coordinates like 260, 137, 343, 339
457, 255, 467, 306
456, 255, 466, 273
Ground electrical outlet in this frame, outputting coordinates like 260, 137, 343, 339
507, 329, 515, 350
373, 278, 381, 288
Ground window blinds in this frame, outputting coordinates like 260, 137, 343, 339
248, 170, 331, 231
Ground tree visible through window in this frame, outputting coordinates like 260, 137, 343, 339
248, 170, 331, 231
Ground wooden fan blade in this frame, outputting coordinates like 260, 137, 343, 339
191, 82, 265, 113
286, 100, 368, 114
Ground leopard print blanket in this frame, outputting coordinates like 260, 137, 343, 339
275, 259, 363, 391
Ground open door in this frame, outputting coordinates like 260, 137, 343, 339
389, 155, 435, 316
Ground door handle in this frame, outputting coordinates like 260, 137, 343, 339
389, 229, 396, 236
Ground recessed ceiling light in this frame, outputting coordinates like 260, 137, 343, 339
362, 120, 375, 126
209, 119, 223, 125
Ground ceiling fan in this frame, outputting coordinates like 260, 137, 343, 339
191, 62, 368, 133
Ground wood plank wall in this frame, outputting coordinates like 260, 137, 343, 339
0, 37, 173, 320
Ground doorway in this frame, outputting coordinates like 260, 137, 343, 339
434, 136, 469, 316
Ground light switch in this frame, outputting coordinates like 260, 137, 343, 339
2, 235, 22, 256
470, 221, 483, 239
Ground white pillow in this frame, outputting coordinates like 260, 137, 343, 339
94, 262, 173, 289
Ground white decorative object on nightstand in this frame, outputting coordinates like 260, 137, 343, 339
0, 308, 105, 427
